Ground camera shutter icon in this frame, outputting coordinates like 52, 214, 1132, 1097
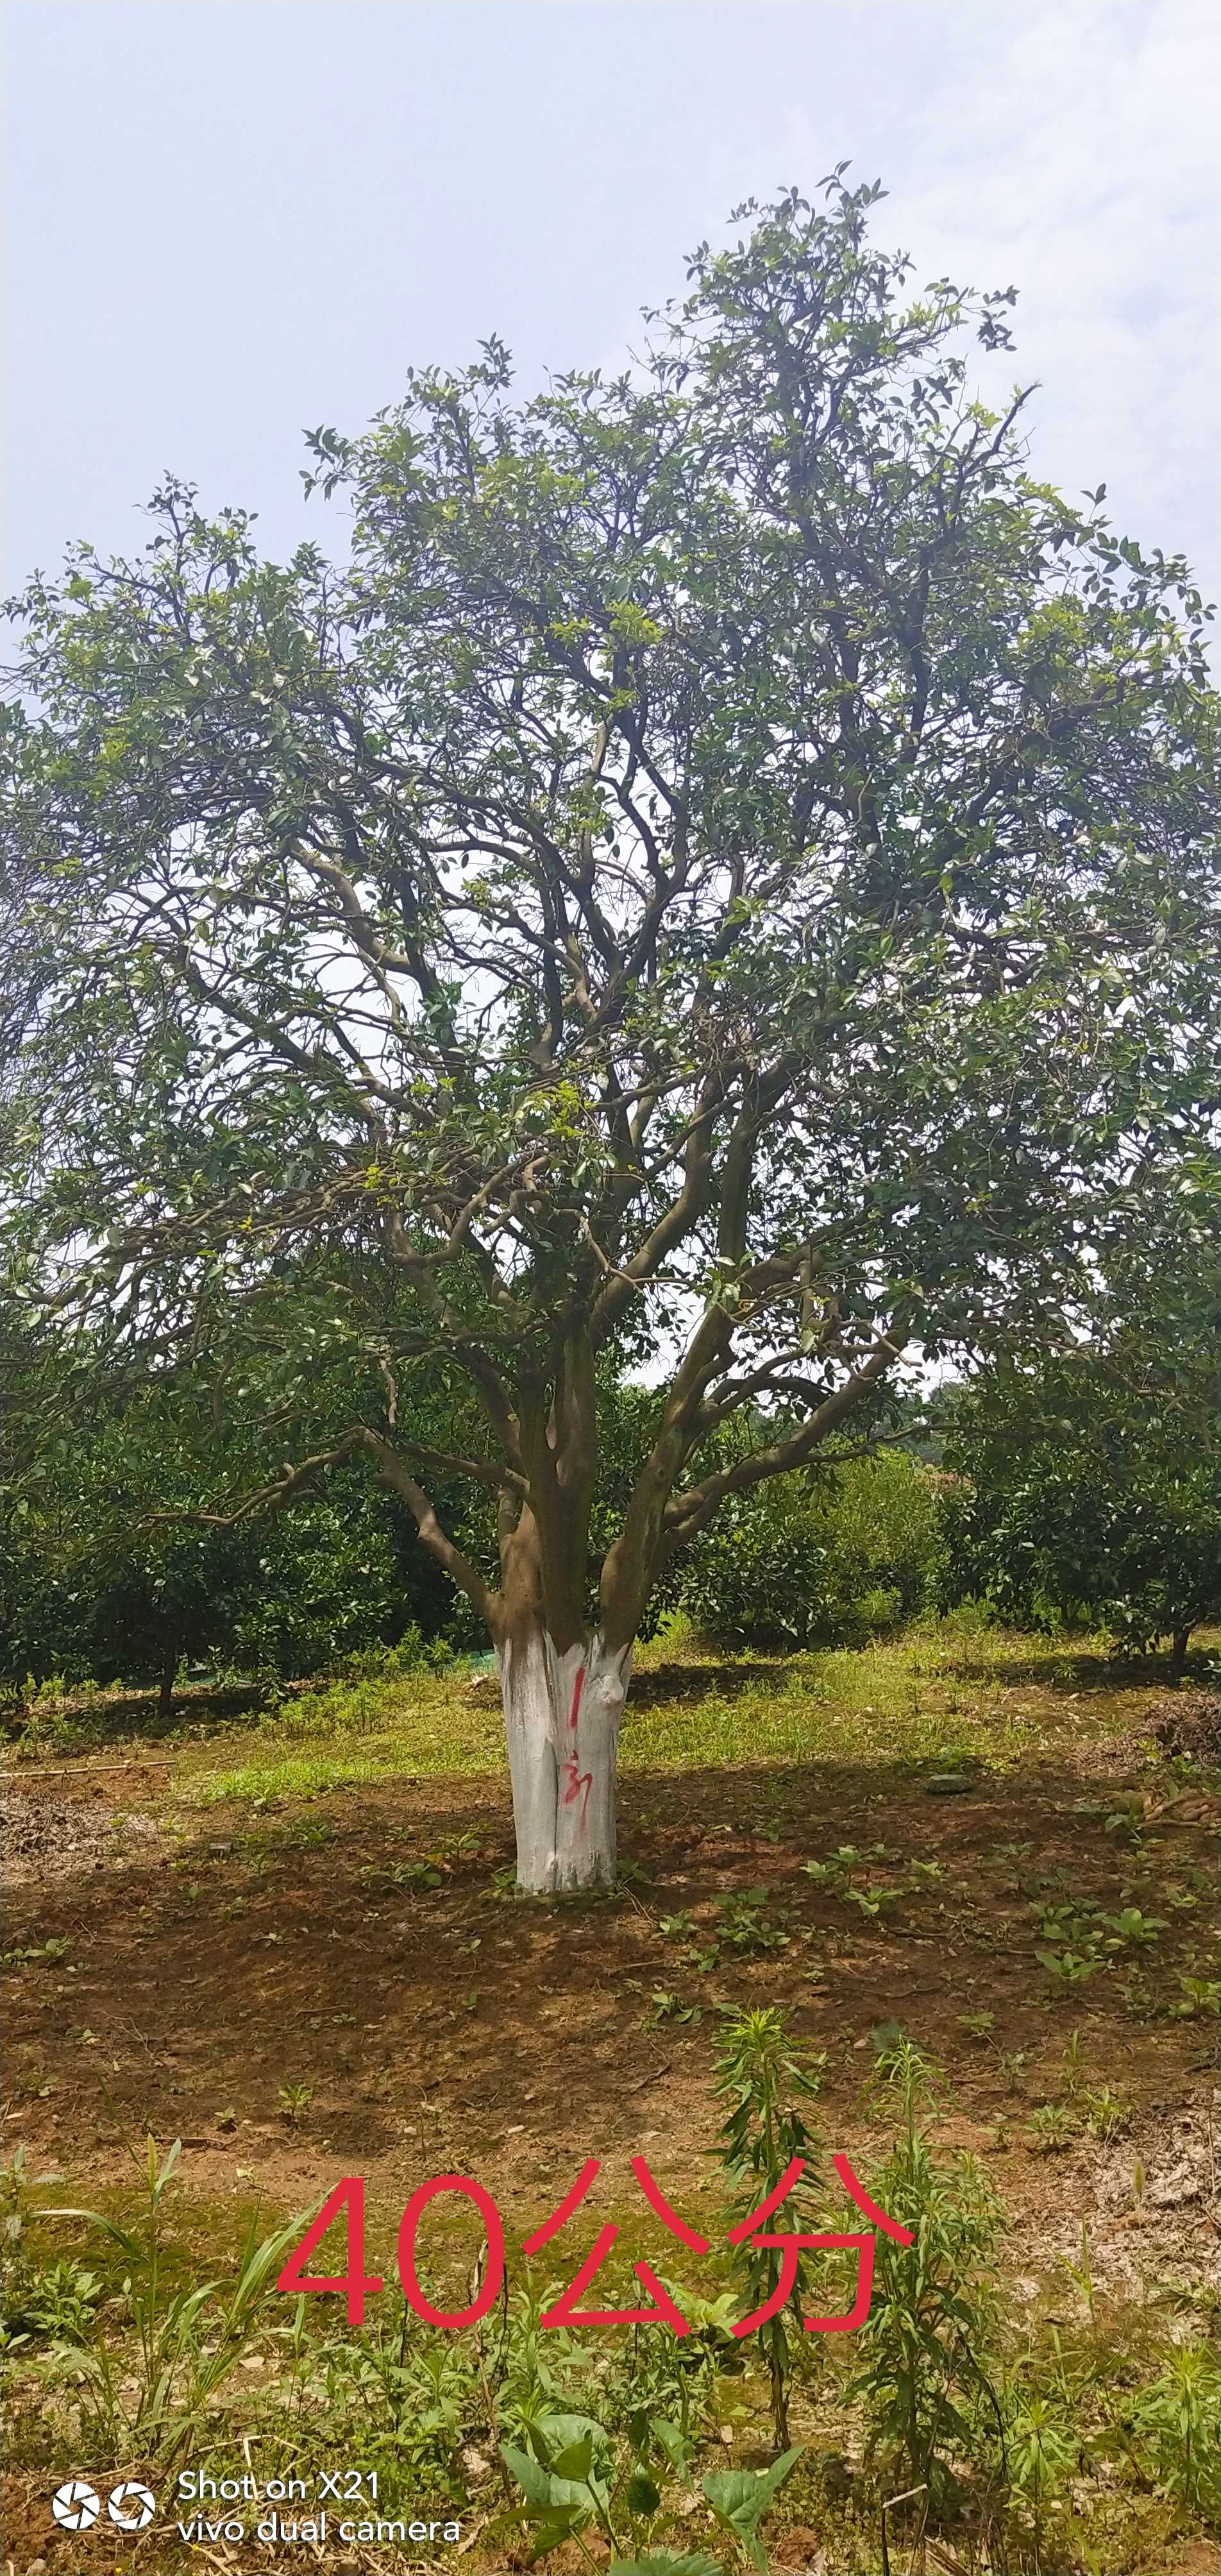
51, 2480, 101, 2530
108, 2481, 157, 2529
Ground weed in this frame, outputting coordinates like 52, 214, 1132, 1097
800, 1843, 901, 1923
712, 1890, 790, 1954
1171, 1974, 1220, 2017
1078, 2084, 1131, 2142
849, 2033, 1005, 2516
1100, 1906, 1167, 1951
276, 2083, 313, 2126
1, 1936, 71, 1967
647, 1992, 701, 2027
702, 2446, 803, 2567
1127, 2340, 1221, 2518
363, 1858, 444, 1890
1004, 2390, 1079, 2569
711, 2005, 825, 2450
1059, 2027, 1086, 2093
40, 2136, 305, 2471
1, 2230, 102, 2347
1036, 1946, 1100, 1996
1025, 2103, 1078, 2154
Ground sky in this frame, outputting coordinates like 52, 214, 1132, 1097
3, 0, 1218, 612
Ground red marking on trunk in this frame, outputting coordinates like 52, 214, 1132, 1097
568, 1666, 586, 1733
560, 1757, 593, 1826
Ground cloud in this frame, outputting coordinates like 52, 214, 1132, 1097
783, 1, 1219, 604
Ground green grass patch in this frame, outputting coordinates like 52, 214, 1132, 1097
170, 1618, 1147, 1811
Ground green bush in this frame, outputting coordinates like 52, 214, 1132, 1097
676, 1452, 941, 1650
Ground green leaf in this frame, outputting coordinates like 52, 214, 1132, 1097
499, 2442, 560, 2511
702, 2450, 803, 2567
608, 2557, 723, 2575
549, 2433, 595, 2483
625, 2466, 662, 2516
608, 2556, 723, 2575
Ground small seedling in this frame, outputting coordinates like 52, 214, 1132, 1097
1171, 1976, 1220, 2018
1036, 1947, 1100, 1996
614, 1856, 650, 1888
841, 1879, 901, 1920
714, 1890, 790, 1952
957, 2009, 995, 2040
364, 1858, 444, 1891
2, 1938, 72, 1967
646, 1989, 701, 2026
276, 2082, 312, 2126
1100, 1907, 1168, 1951
1059, 2028, 1086, 2092
1079, 2083, 1131, 2142
1025, 2102, 1079, 2153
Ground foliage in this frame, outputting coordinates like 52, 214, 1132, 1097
0, 1328, 478, 1691
5, 2053, 1220, 2568
37, 2138, 305, 2471
678, 1448, 941, 1649
700, 2450, 803, 2570
1125, 2339, 1221, 2520
939, 1193, 1221, 1666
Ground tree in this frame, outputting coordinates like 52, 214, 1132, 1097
940, 1182, 1221, 1675
3, 179, 1217, 1886
677, 1446, 943, 1651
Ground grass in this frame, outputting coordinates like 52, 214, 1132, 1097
166, 1614, 1152, 1812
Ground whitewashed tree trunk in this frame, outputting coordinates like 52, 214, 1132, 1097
496, 1627, 632, 1894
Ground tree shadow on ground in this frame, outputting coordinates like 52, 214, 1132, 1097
6, 1713, 1214, 2209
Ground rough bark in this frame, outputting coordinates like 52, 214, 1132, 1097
496, 1625, 632, 1893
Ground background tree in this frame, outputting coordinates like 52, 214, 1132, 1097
677, 1445, 942, 1652
4, 179, 1217, 1887
0, 1308, 479, 1700
939, 1180, 1221, 1675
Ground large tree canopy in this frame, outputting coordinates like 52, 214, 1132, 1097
3, 178, 1218, 1886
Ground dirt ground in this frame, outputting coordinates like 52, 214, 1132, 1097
3, 1672, 1216, 2261
1, 1654, 1218, 2575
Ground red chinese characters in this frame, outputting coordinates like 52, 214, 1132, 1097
276, 2151, 911, 2337
725, 2151, 913, 2336
523, 2155, 709, 2332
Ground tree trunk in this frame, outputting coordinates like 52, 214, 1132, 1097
158, 1645, 178, 1720
497, 1626, 632, 1894
1169, 1626, 1191, 1684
